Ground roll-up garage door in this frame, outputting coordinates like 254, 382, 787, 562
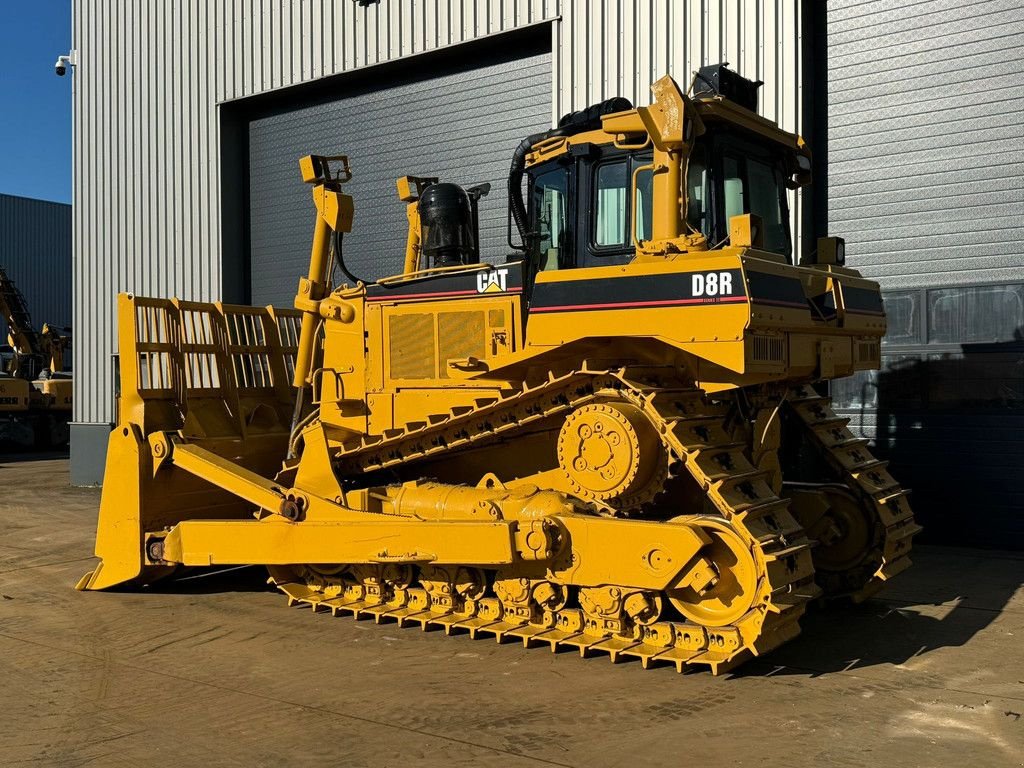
247, 44, 552, 306
826, 0, 1024, 549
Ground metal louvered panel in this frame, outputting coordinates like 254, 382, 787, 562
388, 313, 436, 380
438, 310, 487, 378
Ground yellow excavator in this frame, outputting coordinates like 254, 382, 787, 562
0, 265, 72, 448
78, 65, 920, 673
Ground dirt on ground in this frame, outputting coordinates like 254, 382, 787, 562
1, 456, 1022, 767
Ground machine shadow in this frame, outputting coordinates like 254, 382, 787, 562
0, 448, 70, 463
744, 552, 1020, 678
143, 565, 275, 595
758, 329, 1024, 677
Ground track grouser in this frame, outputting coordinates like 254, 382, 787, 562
78, 65, 921, 674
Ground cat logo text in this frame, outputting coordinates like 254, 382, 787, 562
477, 268, 509, 294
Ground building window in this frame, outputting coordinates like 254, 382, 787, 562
833, 282, 1024, 413
927, 284, 1024, 345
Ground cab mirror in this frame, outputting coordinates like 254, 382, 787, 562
816, 236, 846, 266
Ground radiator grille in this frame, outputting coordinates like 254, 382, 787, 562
439, 311, 486, 378
389, 314, 435, 379
857, 339, 880, 363
751, 334, 785, 363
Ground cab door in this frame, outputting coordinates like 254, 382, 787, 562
576, 148, 653, 268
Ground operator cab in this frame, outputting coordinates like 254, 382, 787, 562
0, 345, 14, 375
522, 65, 798, 270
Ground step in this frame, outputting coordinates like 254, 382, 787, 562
733, 497, 791, 520
762, 541, 813, 562
709, 467, 769, 485
848, 458, 889, 473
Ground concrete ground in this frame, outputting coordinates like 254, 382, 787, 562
1, 456, 1021, 768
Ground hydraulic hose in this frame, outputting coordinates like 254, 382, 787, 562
507, 131, 548, 248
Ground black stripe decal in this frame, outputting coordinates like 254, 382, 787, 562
843, 284, 885, 316
745, 270, 808, 310
365, 262, 524, 301
530, 269, 746, 313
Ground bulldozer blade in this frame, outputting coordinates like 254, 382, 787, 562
77, 295, 302, 590
76, 422, 292, 590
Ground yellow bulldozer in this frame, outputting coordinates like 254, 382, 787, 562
0, 265, 73, 448
78, 65, 920, 673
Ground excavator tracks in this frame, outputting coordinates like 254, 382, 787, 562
786, 384, 922, 601
271, 369, 820, 673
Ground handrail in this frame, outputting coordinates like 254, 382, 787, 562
375, 262, 497, 286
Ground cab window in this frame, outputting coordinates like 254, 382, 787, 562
592, 156, 654, 252
530, 166, 569, 270
594, 161, 628, 247
723, 155, 745, 226
719, 149, 791, 259
747, 158, 787, 255
634, 166, 653, 242
686, 142, 709, 235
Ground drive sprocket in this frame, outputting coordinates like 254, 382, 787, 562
556, 401, 666, 511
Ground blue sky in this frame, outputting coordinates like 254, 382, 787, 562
0, 1, 72, 204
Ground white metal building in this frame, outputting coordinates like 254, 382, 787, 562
70, 1, 1024, 548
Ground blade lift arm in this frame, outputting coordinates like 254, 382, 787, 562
292, 155, 355, 390
140, 433, 712, 594
0, 265, 46, 376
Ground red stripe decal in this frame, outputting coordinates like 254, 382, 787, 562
751, 299, 811, 309
366, 288, 522, 302
529, 296, 748, 313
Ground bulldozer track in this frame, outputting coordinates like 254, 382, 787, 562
271, 368, 821, 673
786, 384, 922, 601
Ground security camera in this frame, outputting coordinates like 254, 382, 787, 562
55, 54, 72, 76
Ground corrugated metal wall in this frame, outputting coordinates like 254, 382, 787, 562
71, 0, 803, 472
0, 194, 73, 347
249, 49, 552, 305
826, 0, 1024, 287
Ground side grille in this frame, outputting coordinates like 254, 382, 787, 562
857, 339, 880, 363
751, 334, 785, 363
439, 311, 486, 378
389, 314, 435, 379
